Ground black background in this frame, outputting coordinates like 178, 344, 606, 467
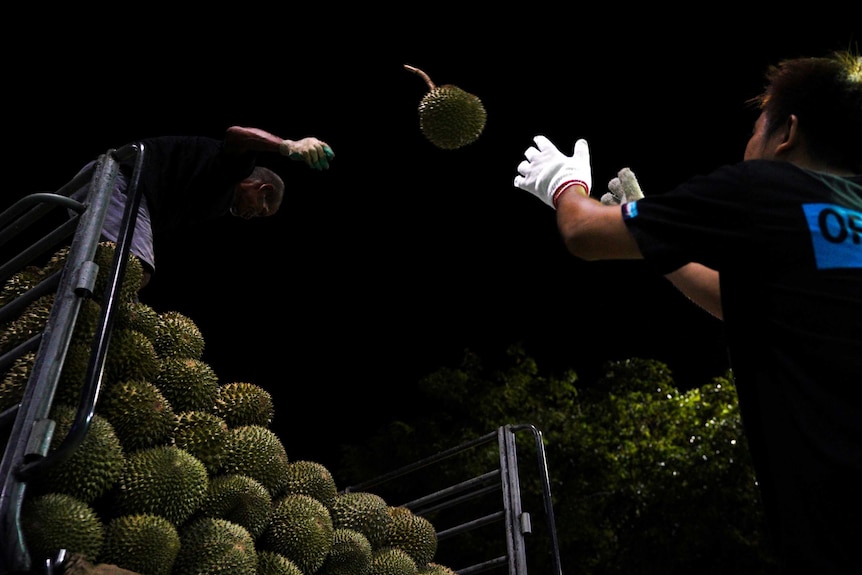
5, 14, 857, 469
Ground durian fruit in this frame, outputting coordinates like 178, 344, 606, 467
0, 266, 43, 309
30, 404, 125, 505
20, 492, 104, 566
261, 493, 334, 575
172, 410, 231, 473
418, 562, 459, 575
197, 473, 273, 540
0, 294, 54, 355
319, 527, 373, 575
91, 240, 144, 303
45, 241, 143, 303
104, 328, 160, 384
153, 309, 205, 360
330, 491, 392, 550
257, 550, 304, 575
405, 64, 486, 150
369, 546, 418, 575
155, 357, 219, 413
55, 340, 95, 406
281, 460, 339, 511
0, 351, 34, 412
213, 381, 274, 428
99, 513, 180, 575
219, 425, 290, 497
115, 300, 160, 342
114, 445, 209, 526
384, 507, 438, 567
98, 379, 176, 452
173, 517, 257, 575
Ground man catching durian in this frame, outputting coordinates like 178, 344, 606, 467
70, 126, 335, 289
513, 49, 861, 572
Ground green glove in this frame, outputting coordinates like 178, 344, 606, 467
601, 167, 645, 205
278, 137, 335, 170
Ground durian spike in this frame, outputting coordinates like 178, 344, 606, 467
404, 64, 436, 90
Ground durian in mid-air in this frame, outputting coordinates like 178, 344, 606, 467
404, 64, 486, 150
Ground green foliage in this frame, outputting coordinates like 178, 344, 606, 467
338, 345, 778, 574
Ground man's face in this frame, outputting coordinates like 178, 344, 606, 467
230, 182, 279, 220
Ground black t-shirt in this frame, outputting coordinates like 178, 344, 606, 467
121, 135, 257, 235
622, 159, 862, 570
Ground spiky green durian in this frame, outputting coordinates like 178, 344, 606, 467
104, 328, 159, 384
97, 379, 175, 451
30, 404, 124, 504
319, 527, 373, 575
281, 460, 338, 510
155, 357, 218, 413
0, 351, 33, 412
20, 492, 104, 565
220, 425, 290, 496
369, 546, 418, 575
115, 300, 160, 342
384, 507, 437, 567
197, 474, 273, 540
92, 240, 144, 303
257, 550, 304, 575
213, 381, 274, 428
100, 514, 180, 575
0, 266, 43, 309
405, 64, 486, 150
55, 340, 93, 405
0, 294, 53, 355
45, 241, 143, 303
261, 493, 334, 575
330, 491, 392, 550
153, 310, 205, 360
418, 562, 459, 575
114, 445, 208, 526
173, 517, 257, 575
172, 411, 231, 473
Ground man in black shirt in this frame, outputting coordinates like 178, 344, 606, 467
514, 50, 861, 573
72, 125, 334, 288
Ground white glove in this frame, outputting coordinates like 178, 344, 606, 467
278, 137, 335, 170
514, 135, 592, 208
601, 167, 645, 205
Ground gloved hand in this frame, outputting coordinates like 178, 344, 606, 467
601, 167, 645, 205
513, 135, 592, 208
278, 137, 335, 170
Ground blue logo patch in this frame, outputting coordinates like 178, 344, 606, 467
803, 203, 862, 269
622, 201, 638, 219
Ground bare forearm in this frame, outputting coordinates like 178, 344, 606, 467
223, 126, 284, 154
665, 263, 722, 319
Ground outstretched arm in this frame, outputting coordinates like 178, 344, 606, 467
223, 126, 334, 170
665, 264, 722, 319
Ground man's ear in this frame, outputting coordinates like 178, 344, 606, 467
775, 113, 801, 154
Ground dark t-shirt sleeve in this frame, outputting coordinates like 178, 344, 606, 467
621, 161, 821, 275
127, 135, 257, 234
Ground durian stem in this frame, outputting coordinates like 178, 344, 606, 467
404, 64, 436, 90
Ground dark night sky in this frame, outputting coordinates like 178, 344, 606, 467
4, 16, 856, 469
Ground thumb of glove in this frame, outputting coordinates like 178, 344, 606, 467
605, 167, 645, 205
617, 168, 644, 202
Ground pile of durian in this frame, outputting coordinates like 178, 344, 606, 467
0, 243, 455, 575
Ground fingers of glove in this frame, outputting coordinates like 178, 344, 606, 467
533, 135, 556, 153
606, 177, 624, 205
523, 145, 542, 162
600, 192, 619, 205
619, 168, 644, 200
572, 139, 592, 191
290, 141, 333, 170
